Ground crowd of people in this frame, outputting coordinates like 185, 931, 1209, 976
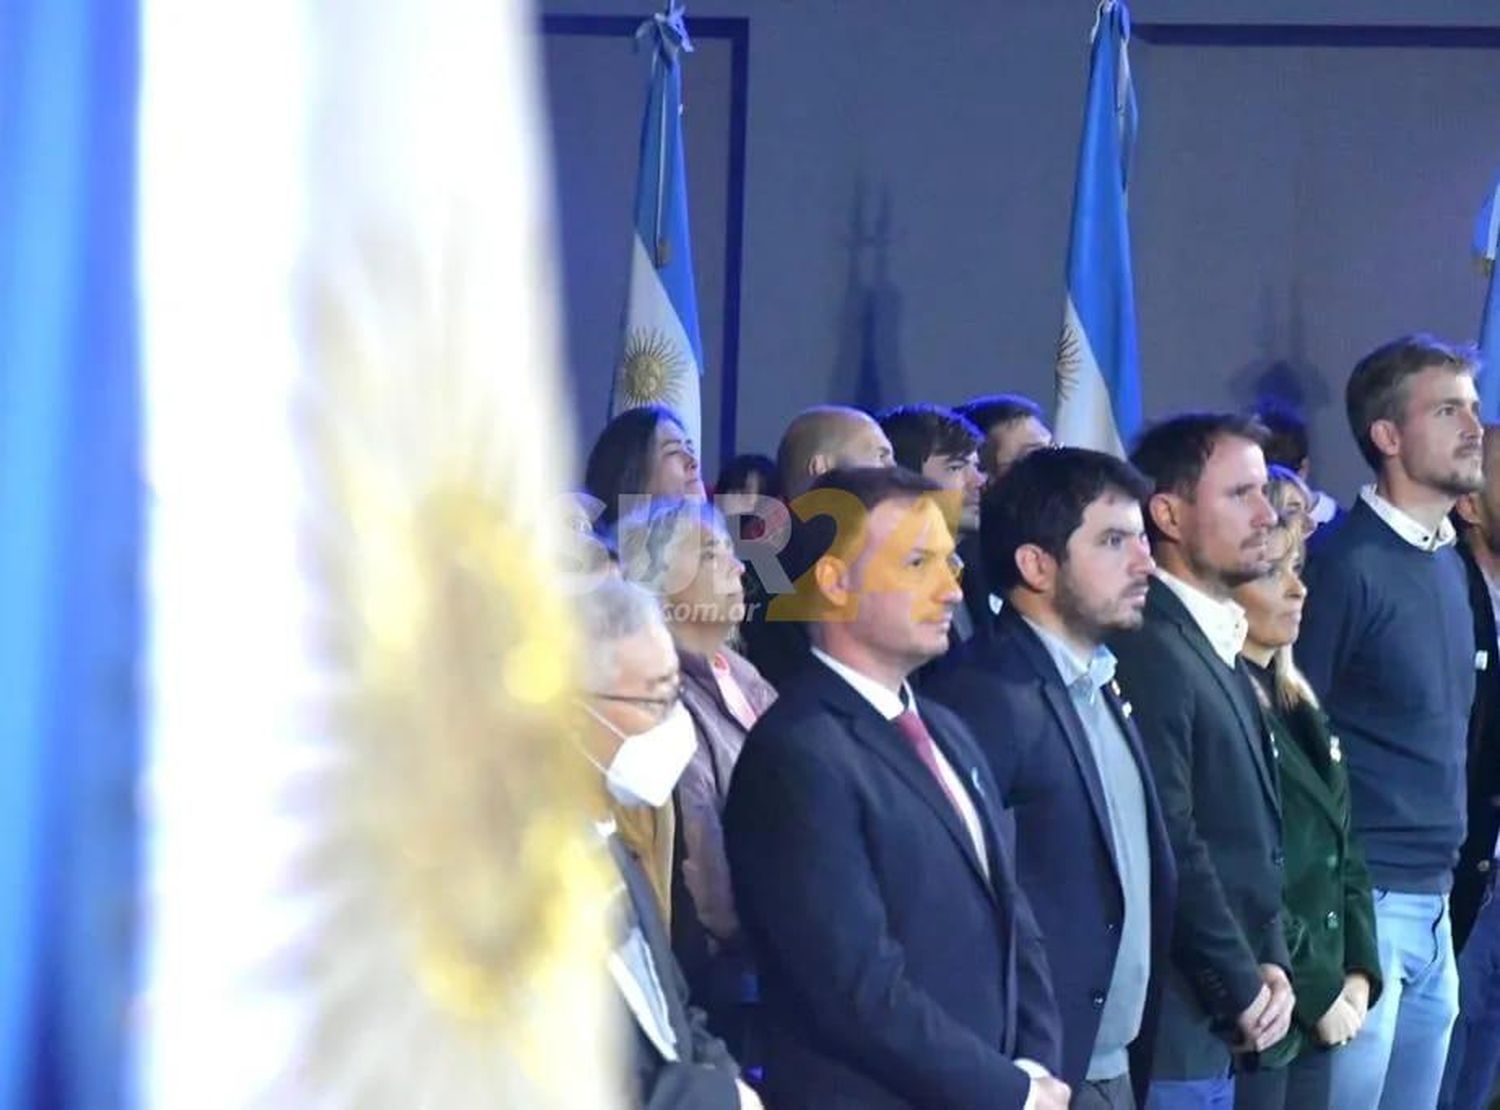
565, 333, 1500, 1110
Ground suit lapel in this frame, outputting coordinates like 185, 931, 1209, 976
1268, 708, 1344, 831
1152, 583, 1282, 817
1002, 612, 1119, 859
846, 710, 998, 903
1038, 674, 1121, 863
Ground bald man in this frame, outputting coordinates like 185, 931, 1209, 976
740, 406, 896, 688
777, 406, 896, 499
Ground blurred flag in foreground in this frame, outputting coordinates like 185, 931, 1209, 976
139, 0, 618, 1106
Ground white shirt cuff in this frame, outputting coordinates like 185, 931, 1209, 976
1015, 1058, 1050, 1110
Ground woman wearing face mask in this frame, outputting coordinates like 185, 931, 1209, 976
618, 499, 776, 1059
585, 406, 707, 535
1230, 477, 1381, 1110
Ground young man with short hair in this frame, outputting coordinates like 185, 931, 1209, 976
1298, 335, 1484, 1110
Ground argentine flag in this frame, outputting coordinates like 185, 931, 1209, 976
612, 1, 705, 452
1055, 0, 1142, 458
1475, 172, 1500, 422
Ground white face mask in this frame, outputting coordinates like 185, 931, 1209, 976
583, 701, 698, 808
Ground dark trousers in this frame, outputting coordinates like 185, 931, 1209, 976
1440, 876, 1500, 1110
1233, 1049, 1334, 1110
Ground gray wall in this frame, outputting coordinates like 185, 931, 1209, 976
540, 0, 1500, 501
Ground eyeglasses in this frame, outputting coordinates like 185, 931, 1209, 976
584, 685, 683, 719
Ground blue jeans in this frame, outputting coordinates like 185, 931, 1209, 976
1439, 880, 1500, 1109
1145, 1075, 1234, 1110
1328, 890, 1460, 1110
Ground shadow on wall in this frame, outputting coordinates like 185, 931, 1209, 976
830, 178, 907, 412
1229, 280, 1334, 431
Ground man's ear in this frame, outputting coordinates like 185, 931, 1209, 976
1148, 491, 1185, 545
812, 554, 852, 612
1368, 418, 1402, 462
1013, 543, 1055, 594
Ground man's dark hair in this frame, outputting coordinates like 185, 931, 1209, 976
584, 405, 683, 531
1346, 333, 1478, 470
981, 448, 1152, 593
1254, 403, 1310, 473
804, 466, 942, 563
876, 404, 981, 473
955, 393, 1045, 435
955, 394, 1047, 474
1129, 413, 1268, 543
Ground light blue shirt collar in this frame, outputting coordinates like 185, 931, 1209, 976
1021, 616, 1117, 703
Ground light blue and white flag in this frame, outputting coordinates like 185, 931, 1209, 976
612, 1, 704, 451
1475, 172, 1500, 423
1055, 0, 1142, 458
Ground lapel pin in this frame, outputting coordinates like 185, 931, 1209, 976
1329, 735, 1343, 764
1121, 700, 1133, 719
969, 766, 985, 795
1109, 680, 1122, 698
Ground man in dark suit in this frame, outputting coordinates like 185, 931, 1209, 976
1110, 413, 1293, 1109
1440, 423, 1500, 1109
724, 466, 1067, 1109
576, 579, 760, 1109
927, 447, 1177, 1109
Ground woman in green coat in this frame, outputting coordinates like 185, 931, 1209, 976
1231, 472, 1382, 1110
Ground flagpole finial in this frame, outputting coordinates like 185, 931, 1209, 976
636, 1, 694, 61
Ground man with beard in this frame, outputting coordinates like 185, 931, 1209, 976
1297, 336, 1484, 1110
926, 448, 1178, 1109
878, 404, 988, 646
1110, 413, 1291, 1109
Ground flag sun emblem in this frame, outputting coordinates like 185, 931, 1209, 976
1056, 318, 1085, 404
619, 327, 688, 407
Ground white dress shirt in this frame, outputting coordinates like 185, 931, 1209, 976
810, 647, 989, 876
1360, 484, 1457, 551
1155, 569, 1249, 668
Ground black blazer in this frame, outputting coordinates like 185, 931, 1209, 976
1108, 579, 1290, 1081
926, 607, 1177, 1099
608, 835, 741, 1109
1453, 539, 1500, 951
723, 658, 1061, 1109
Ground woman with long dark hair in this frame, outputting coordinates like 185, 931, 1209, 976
584, 406, 704, 532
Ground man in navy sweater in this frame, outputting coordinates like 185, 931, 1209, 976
1298, 334, 1484, 1110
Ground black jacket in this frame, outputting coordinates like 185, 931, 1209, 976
1452, 539, 1500, 951
926, 607, 1177, 1100
724, 658, 1061, 1109
1109, 579, 1290, 1080
608, 834, 741, 1109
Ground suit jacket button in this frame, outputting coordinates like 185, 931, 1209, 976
1325, 911, 1340, 930
1091, 991, 1106, 1008
1326, 854, 1339, 871
1106, 920, 1120, 933
1480, 859, 1493, 874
